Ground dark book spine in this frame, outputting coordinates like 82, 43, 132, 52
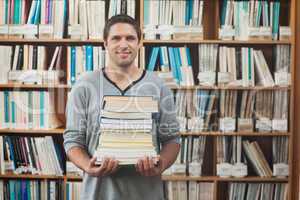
16, 45, 24, 70
27, 138, 37, 171
32, 46, 38, 70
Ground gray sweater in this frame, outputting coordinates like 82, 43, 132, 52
63, 69, 180, 200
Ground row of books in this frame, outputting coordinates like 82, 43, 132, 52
0, 91, 62, 130
143, 44, 291, 87
0, 45, 64, 84
143, 0, 204, 40
165, 181, 213, 200
67, 46, 106, 85
0, 0, 67, 39
0, 136, 65, 175
228, 182, 288, 200
174, 90, 289, 132
0, 180, 64, 200
217, 136, 288, 177
94, 96, 158, 165
219, 1, 290, 41
66, 182, 82, 200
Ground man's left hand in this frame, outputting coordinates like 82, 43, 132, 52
135, 155, 166, 176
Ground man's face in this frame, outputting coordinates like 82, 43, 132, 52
104, 23, 140, 68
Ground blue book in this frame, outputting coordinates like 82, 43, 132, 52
11, 100, 16, 127
66, 183, 70, 200
256, 1, 262, 27
85, 46, 93, 71
147, 47, 159, 71
5, 0, 9, 24
33, 0, 41, 24
5, 137, 16, 170
70, 47, 76, 85
40, 91, 45, 128
144, 0, 150, 25
21, 180, 27, 200
185, 47, 192, 66
221, 0, 228, 26
167, 47, 179, 83
159, 47, 169, 71
26, 180, 31, 200
4, 91, 10, 127
174, 48, 182, 82
9, 180, 16, 200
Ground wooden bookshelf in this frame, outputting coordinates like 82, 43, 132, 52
0, 0, 298, 200
0, 128, 65, 135
0, 83, 70, 89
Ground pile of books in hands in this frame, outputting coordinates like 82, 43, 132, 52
94, 96, 159, 165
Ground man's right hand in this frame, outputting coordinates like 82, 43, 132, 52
84, 157, 119, 177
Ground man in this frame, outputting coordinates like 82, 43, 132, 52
63, 14, 180, 200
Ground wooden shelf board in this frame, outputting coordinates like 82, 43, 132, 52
180, 131, 291, 136
169, 85, 291, 90
0, 128, 65, 134
0, 174, 64, 179
0, 38, 104, 44
66, 175, 83, 181
0, 39, 292, 45
162, 175, 289, 182
142, 39, 292, 45
0, 83, 70, 89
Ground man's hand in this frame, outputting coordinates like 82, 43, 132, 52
135, 155, 166, 177
85, 157, 119, 177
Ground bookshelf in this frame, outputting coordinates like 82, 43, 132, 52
0, 0, 298, 200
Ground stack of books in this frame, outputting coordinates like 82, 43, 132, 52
94, 96, 159, 165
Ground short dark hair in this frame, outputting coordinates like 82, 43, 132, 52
103, 14, 141, 42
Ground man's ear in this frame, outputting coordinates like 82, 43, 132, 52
103, 40, 107, 49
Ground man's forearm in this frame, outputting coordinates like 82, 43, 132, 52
159, 142, 180, 171
67, 146, 91, 172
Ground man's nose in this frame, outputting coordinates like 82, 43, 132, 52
119, 38, 129, 48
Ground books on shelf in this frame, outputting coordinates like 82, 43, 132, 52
219, 1, 286, 41
66, 181, 82, 200
0, 90, 62, 130
0, 0, 67, 39
68, 0, 105, 40
143, 0, 204, 40
146, 46, 194, 87
0, 136, 65, 176
108, 0, 136, 19
66, 161, 82, 177
272, 136, 289, 177
0, 179, 64, 200
165, 181, 214, 200
94, 96, 158, 165
228, 182, 288, 200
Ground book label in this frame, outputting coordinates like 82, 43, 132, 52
272, 119, 288, 131
218, 72, 232, 83
9, 25, 38, 35
197, 72, 216, 86
68, 24, 82, 36
248, 27, 260, 36
220, 118, 236, 132
256, 118, 272, 131
280, 26, 292, 36
273, 163, 289, 177
0, 25, 9, 34
259, 26, 272, 36
39, 24, 54, 34
217, 162, 233, 177
238, 118, 253, 132
275, 72, 291, 86
219, 26, 235, 38
188, 118, 204, 131
232, 163, 248, 177
189, 162, 202, 176
171, 164, 186, 174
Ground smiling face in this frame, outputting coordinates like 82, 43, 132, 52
104, 23, 141, 69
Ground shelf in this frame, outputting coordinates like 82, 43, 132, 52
0, 174, 64, 179
0, 128, 65, 135
0, 83, 70, 89
180, 131, 291, 136
66, 175, 83, 181
142, 39, 292, 45
0, 38, 104, 44
0, 39, 292, 45
169, 85, 291, 90
162, 175, 289, 182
